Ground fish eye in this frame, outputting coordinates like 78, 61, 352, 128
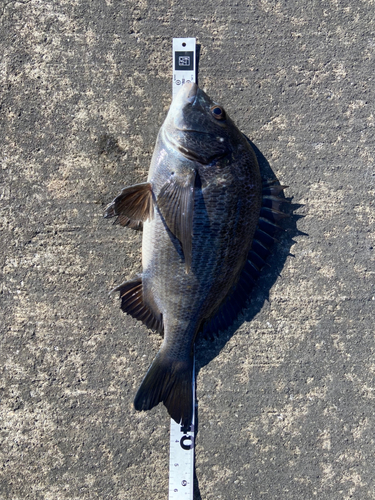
211, 105, 226, 120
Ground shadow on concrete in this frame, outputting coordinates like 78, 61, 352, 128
192, 142, 303, 498
196, 44, 201, 87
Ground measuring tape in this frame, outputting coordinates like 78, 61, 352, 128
168, 38, 197, 500
168, 356, 195, 499
169, 39, 197, 500
172, 38, 197, 100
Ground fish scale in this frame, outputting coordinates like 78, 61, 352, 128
105, 82, 286, 426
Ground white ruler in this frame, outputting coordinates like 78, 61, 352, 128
168, 357, 196, 499
172, 38, 197, 99
169, 39, 197, 500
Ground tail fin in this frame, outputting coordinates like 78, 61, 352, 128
134, 350, 193, 427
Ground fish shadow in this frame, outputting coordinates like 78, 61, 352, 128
192, 142, 303, 497
194, 139, 303, 375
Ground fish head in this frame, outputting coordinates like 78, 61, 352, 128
162, 83, 244, 164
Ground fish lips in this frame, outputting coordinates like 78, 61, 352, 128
172, 82, 199, 107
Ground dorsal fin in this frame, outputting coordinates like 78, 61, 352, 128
157, 170, 196, 273
201, 180, 288, 340
104, 182, 153, 229
111, 276, 163, 334
201, 259, 259, 340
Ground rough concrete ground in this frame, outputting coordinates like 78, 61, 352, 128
1, 0, 374, 499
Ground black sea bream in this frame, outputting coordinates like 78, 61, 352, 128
105, 83, 287, 426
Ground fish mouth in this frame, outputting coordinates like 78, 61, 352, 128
177, 82, 198, 105
185, 82, 198, 105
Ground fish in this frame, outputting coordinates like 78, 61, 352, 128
104, 82, 287, 427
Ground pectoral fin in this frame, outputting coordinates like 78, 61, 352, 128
104, 182, 153, 229
157, 171, 196, 272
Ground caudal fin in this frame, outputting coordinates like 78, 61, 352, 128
134, 351, 193, 427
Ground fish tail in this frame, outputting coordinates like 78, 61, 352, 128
134, 350, 193, 427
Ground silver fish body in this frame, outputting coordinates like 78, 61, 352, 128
105, 83, 284, 426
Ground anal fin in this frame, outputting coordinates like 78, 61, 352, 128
112, 276, 163, 334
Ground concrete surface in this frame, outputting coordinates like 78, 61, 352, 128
1, 0, 374, 498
